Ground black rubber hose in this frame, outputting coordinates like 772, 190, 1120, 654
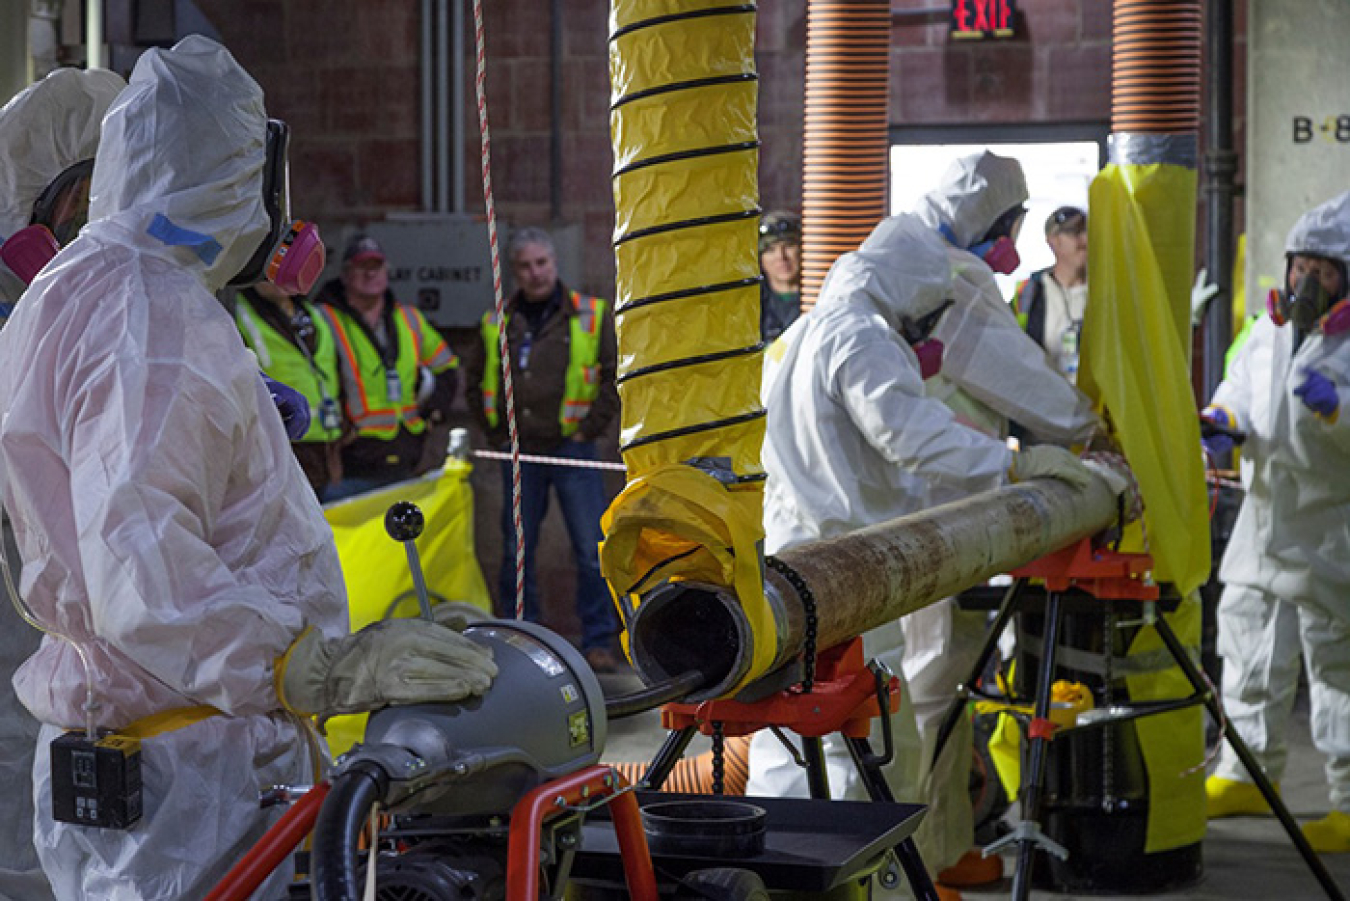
310, 762, 389, 901
604, 669, 707, 720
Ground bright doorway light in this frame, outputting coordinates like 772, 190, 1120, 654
890, 141, 1101, 297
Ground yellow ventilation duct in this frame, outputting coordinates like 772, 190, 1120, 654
600, 0, 776, 696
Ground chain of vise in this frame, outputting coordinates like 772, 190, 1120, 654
766, 555, 818, 693
711, 720, 725, 796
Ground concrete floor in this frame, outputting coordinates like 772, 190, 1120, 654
596, 669, 1350, 901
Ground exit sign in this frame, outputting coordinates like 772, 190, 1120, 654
950, 0, 1016, 40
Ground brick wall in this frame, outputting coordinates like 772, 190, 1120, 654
191, 0, 1245, 640
195, 0, 1244, 294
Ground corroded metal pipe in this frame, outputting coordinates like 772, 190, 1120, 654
627, 474, 1119, 699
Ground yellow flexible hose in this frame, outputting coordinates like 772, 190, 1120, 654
602, 0, 775, 694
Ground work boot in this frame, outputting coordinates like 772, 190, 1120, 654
1303, 812, 1350, 853
935, 886, 962, 901
937, 849, 1004, 888
1206, 775, 1277, 818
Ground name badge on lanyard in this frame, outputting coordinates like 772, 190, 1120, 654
385, 366, 402, 402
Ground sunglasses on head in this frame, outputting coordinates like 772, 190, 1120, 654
1049, 209, 1087, 233
759, 219, 799, 238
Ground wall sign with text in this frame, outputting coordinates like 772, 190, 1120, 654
950, 0, 1016, 40
1292, 115, 1350, 144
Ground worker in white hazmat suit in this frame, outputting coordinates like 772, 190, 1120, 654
914, 151, 1099, 446
748, 213, 1102, 899
1201, 191, 1350, 853
0, 37, 497, 900
899, 151, 1104, 886
0, 67, 125, 317
0, 66, 124, 901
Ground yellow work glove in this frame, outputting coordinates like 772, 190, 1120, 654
276, 619, 497, 725
1008, 445, 1096, 492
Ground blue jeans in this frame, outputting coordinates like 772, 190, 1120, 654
498, 440, 617, 651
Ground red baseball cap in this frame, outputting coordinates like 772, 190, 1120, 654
342, 234, 385, 265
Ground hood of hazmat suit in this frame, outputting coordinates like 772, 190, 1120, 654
0, 67, 125, 308
0, 36, 347, 899
1214, 190, 1350, 609
1285, 190, 1350, 277
915, 152, 1099, 446
915, 150, 1028, 250
761, 213, 1013, 555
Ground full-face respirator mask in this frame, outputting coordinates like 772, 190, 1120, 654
227, 120, 325, 295
0, 157, 97, 306
939, 204, 1025, 276
1267, 257, 1350, 337
901, 299, 954, 380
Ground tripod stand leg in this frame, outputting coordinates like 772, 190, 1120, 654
1011, 590, 1065, 901
1151, 614, 1348, 901
802, 736, 832, 800
933, 579, 1027, 766
643, 727, 698, 790
843, 735, 940, 901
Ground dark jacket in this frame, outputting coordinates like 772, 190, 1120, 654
1012, 268, 1049, 349
760, 281, 802, 342
464, 283, 619, 454
314, 278, 458, 479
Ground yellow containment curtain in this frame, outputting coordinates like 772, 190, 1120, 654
1079, 163, 1210, 597
321, 459, 491, 755
601, 0, 772, 695
1077, 161, 1208, 853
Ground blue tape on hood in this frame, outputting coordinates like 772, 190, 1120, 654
146, 213, 223, 265
936, 223, 961, 249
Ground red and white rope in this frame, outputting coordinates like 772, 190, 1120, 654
474, 449, 628, 472
472, 0, 525, 620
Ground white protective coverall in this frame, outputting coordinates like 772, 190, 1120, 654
0, 67, 125, 309
900, 151, 1100, 870
0, 66, 124, 901
0, 37, 348, 900
749, 214, 1016, 884
1209, 192, 1350, 808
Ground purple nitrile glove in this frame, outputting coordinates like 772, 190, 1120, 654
262, 373, 311, 441
1200, 406, 1235, 457
1294, 369, 1340, 419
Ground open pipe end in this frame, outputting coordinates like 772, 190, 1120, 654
627, 580, 751, 701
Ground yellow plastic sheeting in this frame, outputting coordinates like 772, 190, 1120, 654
610, 14, 756, 100
1124, 595, 1206, 853
611, 82, 757, 170
1079, 163, 1210, 596
617, 285, 760, 374
615, 217, 761, 306
614, 149, 759, 239
599, 464, 773, 691
322, 459, 491, 756
1077, 160, 1208, 854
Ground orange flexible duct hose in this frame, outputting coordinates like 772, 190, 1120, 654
1110, 0, 1201, 134
800, 0, 891, 309
608, 735, 753, 796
